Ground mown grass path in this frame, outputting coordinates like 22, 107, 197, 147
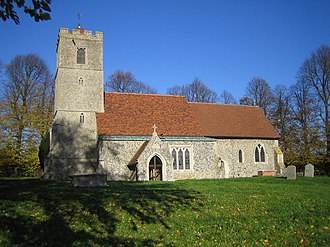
0, 177, 329, 246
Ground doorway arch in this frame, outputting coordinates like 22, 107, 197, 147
149, 155, 163, 181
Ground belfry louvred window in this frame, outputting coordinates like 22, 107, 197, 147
77, 48, 85, 64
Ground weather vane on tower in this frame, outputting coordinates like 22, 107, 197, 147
77, 12, 83, 28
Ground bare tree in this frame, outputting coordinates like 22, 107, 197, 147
269, 85, 293, 159
219, 90, 237, 104
297, 45, 330, 165
167, 77, 218, 103
0, 60, 4, 92
167, 85, 187, 96
289, 80, 322, 165
106, 70, 156, 94
245, 77, 273, 117
1, 54, 54, 176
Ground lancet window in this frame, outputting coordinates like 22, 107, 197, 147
239, 149, 243, 163
80, 113, 84, 124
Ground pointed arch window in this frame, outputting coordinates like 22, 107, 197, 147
260, 147, 265, 162
185, 149, 190, 169
172, 149, 177, 170
255, 147, 260, 162
178, 149, 183, 170
77, 48, 85, 64
255, 144, 266, 163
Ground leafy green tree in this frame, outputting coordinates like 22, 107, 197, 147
0, 0, 51, 24
0, 54, 54, 176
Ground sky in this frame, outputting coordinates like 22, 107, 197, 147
1, 0, 330, 101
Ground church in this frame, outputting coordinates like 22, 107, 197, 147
44, 27, 284, 181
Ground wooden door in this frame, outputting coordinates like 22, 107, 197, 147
149, 156, 162, 181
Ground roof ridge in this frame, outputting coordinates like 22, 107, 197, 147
188, 102, 260, 108
104, 91, 186, 99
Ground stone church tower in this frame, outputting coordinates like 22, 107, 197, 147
44, 27, 104, 179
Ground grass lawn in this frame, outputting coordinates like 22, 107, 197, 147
0, 177, 329, 246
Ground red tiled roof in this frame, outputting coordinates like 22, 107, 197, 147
96, 92, 280, 139
189, 102, 280, 139
96, 92, 204, 136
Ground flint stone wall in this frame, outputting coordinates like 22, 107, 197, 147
44, 111, 99, 180
44, 158, 98, 180
55, 69, 104, 112
215, 139, 278, 178
55, 28, 104, 113
99, 139, 218, 181
98, 138, 280, 181
167, 140, 217, 180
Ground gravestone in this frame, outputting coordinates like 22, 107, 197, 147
305, 164, 314, 177
286, 165, 296, 180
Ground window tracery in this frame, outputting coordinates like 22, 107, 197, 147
255, 144, 266, 163
171, 147, 192, 170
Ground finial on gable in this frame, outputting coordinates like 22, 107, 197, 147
152, 124, 158, 136
150, 124, 161, 147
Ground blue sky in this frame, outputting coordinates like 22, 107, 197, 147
1, 0, 329, 100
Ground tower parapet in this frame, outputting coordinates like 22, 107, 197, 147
58, 27, 103, 39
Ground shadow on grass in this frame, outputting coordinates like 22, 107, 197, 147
0, 179, 203, 246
